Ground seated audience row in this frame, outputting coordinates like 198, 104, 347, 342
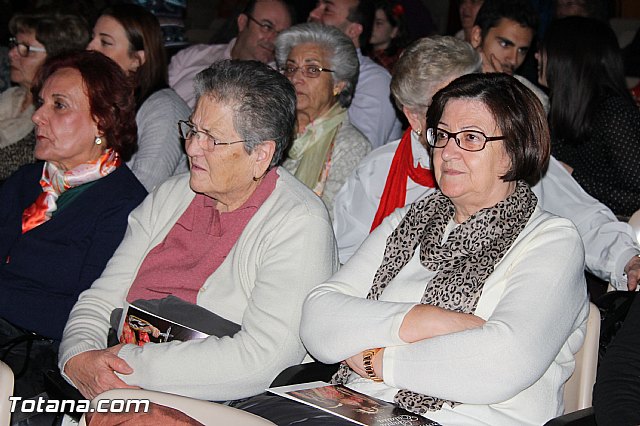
335, 34, 640, 290
2, 4, 189, 192
1, 0, 640, 423
238, 71, 589, 426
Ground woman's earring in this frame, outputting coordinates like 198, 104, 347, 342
413, 128, 422, 137
94, 136, 102, 145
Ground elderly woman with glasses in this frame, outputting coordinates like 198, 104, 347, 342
276, 23, 371, 217
294, 73, 589, 425
0, 10, 89, 182
59, 60, 337, 402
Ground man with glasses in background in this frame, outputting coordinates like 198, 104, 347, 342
169, 0, 293, 108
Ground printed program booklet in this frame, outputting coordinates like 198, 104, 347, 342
268, 381, 441, 425
117, 302, 209, 346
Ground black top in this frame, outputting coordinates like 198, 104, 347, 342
0, 162, 147, 340
593, 293, 640, 425
552, 93, 640, 217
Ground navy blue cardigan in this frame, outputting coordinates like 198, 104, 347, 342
0, 163, 147, 340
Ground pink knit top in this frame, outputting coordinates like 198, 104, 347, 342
126, 169, 278, 303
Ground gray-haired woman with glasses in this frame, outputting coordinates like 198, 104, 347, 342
275, 22, 371, 218
0, 10, 89, 182
60, 60, 338, 402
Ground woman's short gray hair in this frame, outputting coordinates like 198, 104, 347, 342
391, 36, 482, 115
194, 60, 296, 168
275, 22, 359, 108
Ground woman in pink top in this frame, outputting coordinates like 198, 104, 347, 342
59, 60, 338, 402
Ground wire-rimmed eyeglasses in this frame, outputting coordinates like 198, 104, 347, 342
280, 65, 335, 79
426, 128, 505, 152
178, 120, 245, 151
9, 37, 46, 57
246, 14, 280, 36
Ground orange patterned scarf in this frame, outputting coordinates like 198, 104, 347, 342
22, 149, 121, 233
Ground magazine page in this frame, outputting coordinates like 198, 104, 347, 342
268, 382, 440, 426
118, 302, 209, 346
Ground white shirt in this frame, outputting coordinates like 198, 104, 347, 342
348, 50, 402, 149
168, 39, 235, 108
333, 134, 640, 288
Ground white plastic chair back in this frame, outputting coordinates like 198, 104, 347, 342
0, 361, 14, 426
627, 208, 640, 243
563, 302, 600, 413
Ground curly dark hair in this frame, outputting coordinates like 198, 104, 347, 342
32, 50, 138, 161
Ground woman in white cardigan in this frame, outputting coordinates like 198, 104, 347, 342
295, 74, 589, 425
59, 60, 337, 402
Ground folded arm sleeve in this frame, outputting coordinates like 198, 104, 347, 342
383, 220, 587, 404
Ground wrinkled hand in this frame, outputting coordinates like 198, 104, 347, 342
64, 344, 139, 400
345, 349, 384, 381
625, 255, 640, 291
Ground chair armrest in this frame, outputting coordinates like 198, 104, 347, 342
543, 407, 596, 426
269, 362, 340, 388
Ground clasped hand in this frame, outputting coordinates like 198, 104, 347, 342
625, 255, 640, 291
64, 344, 140, 400
344, 304, 486, 382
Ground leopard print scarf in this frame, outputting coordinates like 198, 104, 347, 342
332, 180, 537, 415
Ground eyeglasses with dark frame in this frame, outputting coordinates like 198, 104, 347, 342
246, 14, 280, 36
9, 37, 46, 57
178, 120, 246, 151
280, 65, 335, 79
426, 127, 505, 152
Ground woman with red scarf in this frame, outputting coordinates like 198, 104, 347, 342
0, 50, 146, 398
333, 36, 481, 263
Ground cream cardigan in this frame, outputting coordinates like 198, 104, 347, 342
59, 168, 338, 400
302, 204, 589, 425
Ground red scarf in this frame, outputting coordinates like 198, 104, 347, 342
370, 128, 436, 231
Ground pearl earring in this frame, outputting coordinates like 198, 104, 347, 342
413, 128, 422, 136
95, 136, 102, 145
